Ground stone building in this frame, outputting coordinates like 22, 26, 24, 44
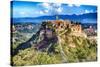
51, 20, 87, 37
51, 20, 82, 33
71, 24, 82, 33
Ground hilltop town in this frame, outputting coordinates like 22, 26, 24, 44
11, 20, 97, 65
12, 20, 97, 52
12, 19, 97, 37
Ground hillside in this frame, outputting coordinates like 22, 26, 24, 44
11, 20, 97, 66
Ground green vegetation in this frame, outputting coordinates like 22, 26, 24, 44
12, 47, 61, 66
12, 32, 29, 50
12, 21, 97, 66
12, 36, 97, 66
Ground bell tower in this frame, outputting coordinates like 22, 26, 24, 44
56, 15, 59, 20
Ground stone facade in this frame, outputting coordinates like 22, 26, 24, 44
50, 20, 87, 37
51, 20, 82, 33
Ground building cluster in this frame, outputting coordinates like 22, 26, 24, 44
84, 26, 97, 36
12, 24, 39, 33
45, 20, 87, 37
50, 20, 82, 33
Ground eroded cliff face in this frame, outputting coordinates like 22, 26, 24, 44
13, 20, 88, 55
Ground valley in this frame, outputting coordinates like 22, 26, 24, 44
11, 20, 97, 66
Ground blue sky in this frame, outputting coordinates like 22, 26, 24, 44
11, 1, 97, 18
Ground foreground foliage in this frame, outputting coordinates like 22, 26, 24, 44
12, 21, 97, 66
12, 36, 97, 66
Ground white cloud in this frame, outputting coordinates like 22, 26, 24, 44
68, 4, 73, 7
85, 10, 93, 13
68, 4, 81, 7
41, 2, 51, 9
39, 11, 44, 14
39, 9, 49, 14
76, 10, 94, 15
74, 4, 81, 7
85, 10, 89, 13
43, 10, 49, 13
39, 3, 63, 14
51, 3, 62, 13
41, 3, 62, 10
52, 3, 62, 7
56, 3, 62, 6
19, 11, 26, 15
57, 7, 62, 13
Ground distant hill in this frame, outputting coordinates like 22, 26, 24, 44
12, 13, 97, 23
32, 12, 97, 20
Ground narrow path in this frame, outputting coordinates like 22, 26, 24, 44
58, 36, 68, 63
